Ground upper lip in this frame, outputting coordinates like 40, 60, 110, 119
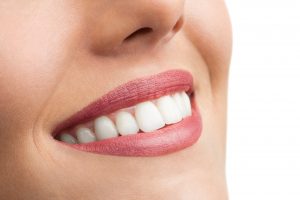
52, 69, 194, 137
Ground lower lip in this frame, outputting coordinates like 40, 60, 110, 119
61, 101, 202, 157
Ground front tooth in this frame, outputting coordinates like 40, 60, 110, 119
135, 101, 165, 132
115, 111, 139, 135
181, 92, 192, 117
59, 133, 77, 144
156, 95, 182, 124
95, 116, 119, 140
76, 127, 96, 144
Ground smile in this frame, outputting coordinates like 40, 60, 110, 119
53, 70, 202, 156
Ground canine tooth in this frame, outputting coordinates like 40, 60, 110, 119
135, 101, 165, 132
172, 92, 185, 117
95, 116, 119, 140
59, 133, 77, 144
181, 92, 192, 117
115, 111, 139, 135
156, 95, 182, 124
76, 127, 96, 144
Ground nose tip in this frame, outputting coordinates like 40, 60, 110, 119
89, 0, 185, 55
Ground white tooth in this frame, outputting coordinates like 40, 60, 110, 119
171, 92, 186, 117
76, 127, 96, 144
59, 133, 77, 144
115, 111, 139, 135
181, 92, 192, 117
156, 95, 182, 124
95, 116, 119, 140
135, 101, 165, 132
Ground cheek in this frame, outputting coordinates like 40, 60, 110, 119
0, 62, 60, 131
185, 0, 232, 89
0, 2, 82, 131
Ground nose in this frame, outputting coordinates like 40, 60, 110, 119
86, 0, 185, 55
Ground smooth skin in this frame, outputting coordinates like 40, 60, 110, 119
0, 0, 232, 199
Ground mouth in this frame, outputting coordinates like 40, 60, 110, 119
53, 70, 202, 156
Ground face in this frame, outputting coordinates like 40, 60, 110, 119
0, 0, 231, 199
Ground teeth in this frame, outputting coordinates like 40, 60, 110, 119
76, 127, 96, 144
58, 91, 192, 143
115, 111, 139, 135
181, 92, 192, 117
95, 116, 119, 140
156, 95, 182, 124
59, 133, 77, 144
171, 93, 186, 116
135, 101, 165, 132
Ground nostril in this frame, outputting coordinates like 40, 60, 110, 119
124, 27, 153, 41
172, 16, 184, 33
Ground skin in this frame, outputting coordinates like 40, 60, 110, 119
0, 0, 232, 199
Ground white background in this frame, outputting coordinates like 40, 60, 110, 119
226, 0, 300, 199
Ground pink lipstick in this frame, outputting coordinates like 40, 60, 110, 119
53, 70, 202, 156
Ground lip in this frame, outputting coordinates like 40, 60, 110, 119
53, 69, 202, 156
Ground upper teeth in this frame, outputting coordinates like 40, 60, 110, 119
58, 91, 192, 144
